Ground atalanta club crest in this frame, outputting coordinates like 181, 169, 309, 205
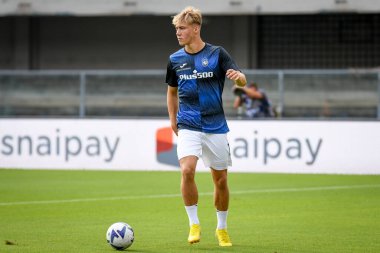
202, 58, 208, 67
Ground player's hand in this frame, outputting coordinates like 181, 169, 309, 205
171, 121, 178, 136
226, 69, 246, 87
226, 69, 241, 81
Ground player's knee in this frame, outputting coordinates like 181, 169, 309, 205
181, 167, 195, 181
214, 175, 228, 190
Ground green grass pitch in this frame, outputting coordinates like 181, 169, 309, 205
0, 169, 379, 253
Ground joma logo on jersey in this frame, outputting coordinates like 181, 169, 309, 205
179, 70, 213, 80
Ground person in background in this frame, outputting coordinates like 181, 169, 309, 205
233, 82, 275, 118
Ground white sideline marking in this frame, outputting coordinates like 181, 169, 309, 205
0, 184, 379, 206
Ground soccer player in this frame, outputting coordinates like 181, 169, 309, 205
165, 6, 247, 247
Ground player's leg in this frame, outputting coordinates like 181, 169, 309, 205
211, 168, 229, 212
203, 133, 232, 246
211, 168, 232, 246
180, 155, 199, 208
180, 155, 201, 244
177, 129, 202, 244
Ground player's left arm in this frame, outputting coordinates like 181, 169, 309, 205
226, 69, 247, 87
219, 47, 247, 87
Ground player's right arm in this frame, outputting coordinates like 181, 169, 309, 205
167, 86, 179, 135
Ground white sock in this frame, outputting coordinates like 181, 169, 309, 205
185, 204, 200, 226
216, 210, 228, 229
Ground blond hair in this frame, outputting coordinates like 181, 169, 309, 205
172, 6, 202, 27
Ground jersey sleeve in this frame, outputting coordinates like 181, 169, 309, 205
165, 59, 178, 87
218, 47, 240, 73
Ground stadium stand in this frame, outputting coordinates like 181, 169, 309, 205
0, 1, 379, 118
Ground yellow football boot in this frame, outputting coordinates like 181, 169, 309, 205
188, 224, 201, 244
215, 228, 232, 246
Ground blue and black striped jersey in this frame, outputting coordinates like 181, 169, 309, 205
166, 43, 239, 133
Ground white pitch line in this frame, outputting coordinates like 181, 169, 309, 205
0, 184, 379, 207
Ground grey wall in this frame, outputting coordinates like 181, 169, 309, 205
0, 18, 13, 68
36, 16, 178, 69
259, 15, 380, 68
1, 14, 379, 70
0, 16, 251, 70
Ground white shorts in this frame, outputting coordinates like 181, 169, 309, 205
177, 129, 232, 170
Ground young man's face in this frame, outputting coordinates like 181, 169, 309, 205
175, 22, 199, 46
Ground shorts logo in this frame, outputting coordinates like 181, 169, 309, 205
156, 127, 178, 167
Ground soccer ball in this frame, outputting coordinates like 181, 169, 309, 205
106, 222, 134, 250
